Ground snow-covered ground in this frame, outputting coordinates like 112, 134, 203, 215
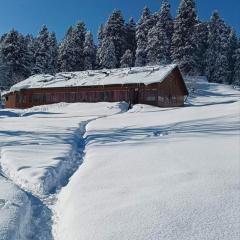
0, 78, 239, 240
0, 102, 128, 239
0, 176, 31, 239
55, 79, 240, 240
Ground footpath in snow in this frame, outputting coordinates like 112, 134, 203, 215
0, 102, 128, 239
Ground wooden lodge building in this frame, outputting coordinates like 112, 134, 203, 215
3, 64, 189, 109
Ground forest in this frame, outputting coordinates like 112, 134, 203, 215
0, 0, 239, 90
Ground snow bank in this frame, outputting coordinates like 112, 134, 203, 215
54, 82, 240, 240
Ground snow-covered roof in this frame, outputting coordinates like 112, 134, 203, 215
9, 64, 178, 93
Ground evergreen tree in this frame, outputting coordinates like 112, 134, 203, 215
159, 0, 174, 45
125, 18, 137, 61
192, 21, 209, 75
104, 10, 126, 67
135, 6, 154, 66
99, 40, 117, 69
206, 12, 231, 83
32, 25, 49, 74
96, 24, 106, 68
71, 21, 86, 71
147, 0, 173, 64
0, 30, 31, 88
33, 25, 57, 74
58, 26, 75, 72
120, 49, 134, 68
25, 34, 35, 74
227, 29, 238, 83
171, 0, 198, 74
83, 31, 96, 70
47, 32, 58, 74
157, 0, 173, 62
147, 23, 169, 64
233, 39, 240, 85
58, 22, 86, 72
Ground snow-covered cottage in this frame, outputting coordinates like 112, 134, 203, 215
3, 64, 188, 109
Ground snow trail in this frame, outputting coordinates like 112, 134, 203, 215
0, 102, 128, 239
0, 118, 97, 239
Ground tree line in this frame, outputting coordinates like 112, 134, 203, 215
0, 0, 239, 90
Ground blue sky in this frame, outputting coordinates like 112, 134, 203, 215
0, 0, 239, 41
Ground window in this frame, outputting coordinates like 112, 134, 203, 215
32, 94, 43, 103
76, 92, 82, 101
104, 92, 109, 101
46, 93, 52, 103
69, 93, 76, 102
146, 96, 156, 101
145, 90, 157, 102
99, 92, 104, 101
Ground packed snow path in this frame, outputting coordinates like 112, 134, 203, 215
0, 102, 128, 240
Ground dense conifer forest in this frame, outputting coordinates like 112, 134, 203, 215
0, 0, 239, 89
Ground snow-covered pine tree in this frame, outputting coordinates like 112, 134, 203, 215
159, 0, 174, 48
205, 11, 231, 83
157, 0, 173, 63
227, 29, 238, 83
171, 0, 198, 75
0, 30, 31, 88
233, 38, 240, 86
120, 49, 134, 68
25, 34, 35, 74
47, 32, 58, 74
99, 40, 117, 69
104, 10, 126, 67
135, 7, 154, 67
33, 25, 57, 74
147, 0, 173, 65
57, 26, 75, 72
83, 31, 96, 70
58, 22, 86, 72
147, 23, 169, 65
96, 24, 106, 68
71, 21, 86, 71
192, 21, 209, 75
32, 25, 49, 74
125, 18, 137, 61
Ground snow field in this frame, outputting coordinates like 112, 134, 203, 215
0, 78, 239, 240
54, 79, 240, 240
0, 102, 128, 239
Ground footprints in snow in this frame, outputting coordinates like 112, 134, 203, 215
0, 199, 20, 210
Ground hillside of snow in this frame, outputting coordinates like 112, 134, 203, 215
0, 78, 239, 240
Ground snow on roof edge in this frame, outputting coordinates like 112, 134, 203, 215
8, 64, 178, 93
